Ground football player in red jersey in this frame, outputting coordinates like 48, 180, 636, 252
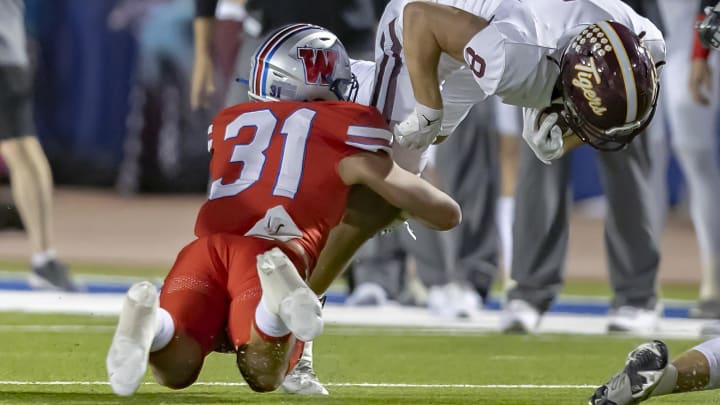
105, 24, 461, 397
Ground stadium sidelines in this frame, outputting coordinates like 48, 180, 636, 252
0, 289, 708, 339
0, 381, 595, 389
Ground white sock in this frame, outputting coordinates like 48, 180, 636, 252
700, 258, 720, 301
31, 250, 56, 268
150, 307, 174, 352
650, 363, 678, 397
496, 197, 515, 272
693, 337, 720, 389
301, 339, 314, 363
254, 302, 289, 337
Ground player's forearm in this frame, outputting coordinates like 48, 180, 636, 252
402, 3, 488, 109
402, 2, 443, 109
194, 18, 215, 60
308, 187, 399, 295
373, 165, 461, 231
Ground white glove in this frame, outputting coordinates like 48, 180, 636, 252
521, 107, 564, 164
393, 104, 443, 150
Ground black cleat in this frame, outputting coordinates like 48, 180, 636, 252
588, 340, 669, 405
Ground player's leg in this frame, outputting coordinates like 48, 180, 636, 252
501, 142, 572, 333
226, 237, 321, 392
659, 4, 720, 316
107, 237, 229, 395
493, 98, 522, 281
0, 64, 78, 291
149, 237, 230, 389
589, 338, 720, 404
597, 134, 661, 333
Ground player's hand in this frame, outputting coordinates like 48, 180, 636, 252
521, 107, 564, 164
191, 54, 216, 110
393, 104, 443, 150
689, 58, 713, 106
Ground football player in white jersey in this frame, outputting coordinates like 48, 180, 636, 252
372, 0, 664, 169
307, 0, 667, 322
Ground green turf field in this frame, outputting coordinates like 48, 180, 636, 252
0, 312, 717, 404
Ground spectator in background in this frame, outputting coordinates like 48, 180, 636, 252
493, 99, 521, 289
192, 0, 380, 109
669, 0, 720, 319
113, 0, 210, 195
0, 0, 78, 291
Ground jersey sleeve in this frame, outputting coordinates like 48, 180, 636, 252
340, 105, 393, 154
463, 23, 506, 99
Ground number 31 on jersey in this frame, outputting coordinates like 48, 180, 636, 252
208, 108, 315, 200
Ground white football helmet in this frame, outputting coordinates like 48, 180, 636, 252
248, 23, 358, 102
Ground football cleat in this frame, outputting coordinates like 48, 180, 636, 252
257, 248, 323, 342
282, 342, 329, 395
588, 340, 669, 405
107, 281, 159, 396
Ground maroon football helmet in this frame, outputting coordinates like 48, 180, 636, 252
559, 21, 660, 151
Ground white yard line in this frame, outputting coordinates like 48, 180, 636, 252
0, 380, 595, 389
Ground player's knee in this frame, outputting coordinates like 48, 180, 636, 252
237, 364, 283, 392
245, 375, 282, 393
236, 352, 284, 392
153, 363, 202, 390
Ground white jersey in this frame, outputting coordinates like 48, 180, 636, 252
350, 59, 377, 107
461, 0, 665, 109
373, 0, 665, 137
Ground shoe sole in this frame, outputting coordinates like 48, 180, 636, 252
500, 320, 530, 334
106, 281, 158, 396
257, 248, 322, 341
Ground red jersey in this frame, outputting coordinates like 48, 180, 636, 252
195, 100, 392, 268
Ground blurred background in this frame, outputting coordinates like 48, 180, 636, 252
0, 0, 713, 324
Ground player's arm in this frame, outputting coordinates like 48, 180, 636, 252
338, 152, 462, 231
402, 2, 489, 110
191, 0, 221, 110
307, 186, 399, 295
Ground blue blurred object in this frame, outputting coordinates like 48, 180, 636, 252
26, 0, 137, 185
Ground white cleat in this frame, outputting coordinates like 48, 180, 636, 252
607, 305, 661, 334
282, 358, 329, 395
106, 281, 158, 396
257, 248, 323, 342
499, 299, 540, 334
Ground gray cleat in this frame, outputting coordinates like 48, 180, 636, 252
588, 340, 669, 405
29, 259, 82, 292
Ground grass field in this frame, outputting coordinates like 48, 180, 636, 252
0, 312, 718, 404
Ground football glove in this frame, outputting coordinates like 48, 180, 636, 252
521, 107, 564, 164
393, 104, 443, 150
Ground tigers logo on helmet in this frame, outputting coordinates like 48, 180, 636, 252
559, 20, 659, 151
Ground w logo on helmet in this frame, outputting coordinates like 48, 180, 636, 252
297, 48, 338, 86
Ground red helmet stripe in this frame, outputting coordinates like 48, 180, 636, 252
253, 24, 317, 98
